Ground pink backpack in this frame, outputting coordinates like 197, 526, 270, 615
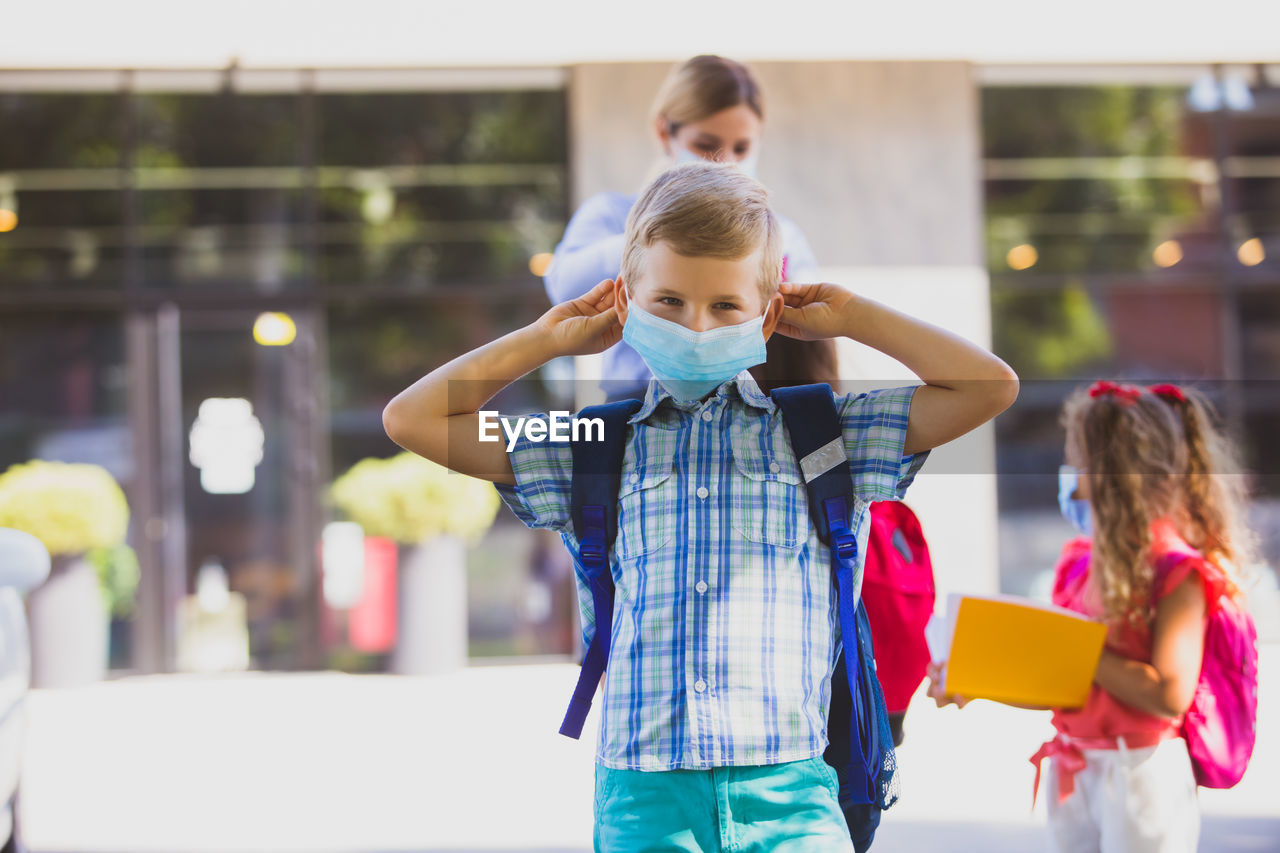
1158, 551, 1259, 788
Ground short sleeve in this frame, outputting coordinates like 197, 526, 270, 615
1154, 550, 1229, 614
492, 413, 574, 533
838, 385, 929, 502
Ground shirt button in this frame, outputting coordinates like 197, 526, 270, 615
694, 679, 707, 693
695, 580, 708, 594
696, 486, 709, 499
769, 461, 781, 474
701, 409, 713, 422
629, 472, 640, 483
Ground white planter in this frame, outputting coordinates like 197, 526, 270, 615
391, 535, 468, 676
26, 554, 108, 688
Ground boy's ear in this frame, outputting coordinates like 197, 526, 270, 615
761, 291, 785, 341
614, 276, 630, 326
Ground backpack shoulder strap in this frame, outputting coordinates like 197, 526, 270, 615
770, 383, 856, 553
561, 397, 643, 739
569, 399, 642, 560
771, 383, 889, 808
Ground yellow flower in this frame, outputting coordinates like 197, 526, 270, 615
330, 453, 499, 544
0, 460, 129, 556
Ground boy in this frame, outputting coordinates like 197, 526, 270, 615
383, 162, 1018, 851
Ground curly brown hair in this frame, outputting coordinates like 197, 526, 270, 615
1148, 385, 1255, 591
1062, 385, 1188, 625
1062, 383, 1254, 626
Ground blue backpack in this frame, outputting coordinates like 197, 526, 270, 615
560, 384, 898, 814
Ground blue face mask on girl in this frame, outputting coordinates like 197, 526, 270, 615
622, 301, 767, 402
1058, 465, 1093, 536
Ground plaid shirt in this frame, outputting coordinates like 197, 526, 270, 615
495, 372, 928, 771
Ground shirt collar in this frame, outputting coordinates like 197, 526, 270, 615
627, 370, 776, 425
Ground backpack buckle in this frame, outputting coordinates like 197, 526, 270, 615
580, 536, 606, 569
823, 497, 858, 561
832, 528, 858, 561
579, 505, 608, 572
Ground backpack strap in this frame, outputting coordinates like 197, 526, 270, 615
561, 397, 643, 739
771, 383, 883, 806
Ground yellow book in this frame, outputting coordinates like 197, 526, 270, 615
928, 593, 1107, 709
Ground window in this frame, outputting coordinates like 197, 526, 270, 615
0, 71, 573, 671
985, 78, 1280, 595
0, 93, 125, 289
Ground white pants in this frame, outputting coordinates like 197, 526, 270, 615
1047, 736, 1200, 853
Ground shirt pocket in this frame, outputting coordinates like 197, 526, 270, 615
729, 439, 807, 549
615, 459, 677, 560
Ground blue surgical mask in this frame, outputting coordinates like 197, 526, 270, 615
672, 143, 759, 180
1058, 465, 1093, 536
622, 302, 767, 402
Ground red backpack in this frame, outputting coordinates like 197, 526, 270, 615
861, 502, 936, 713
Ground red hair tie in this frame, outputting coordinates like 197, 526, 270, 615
1088, 380, 1141, 404
1148, 383, 1187, 404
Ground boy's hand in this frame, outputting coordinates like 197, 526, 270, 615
776, 282, 857, 341
534, 278, 623, 357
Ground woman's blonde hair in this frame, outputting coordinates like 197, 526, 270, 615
620, 162, 781, 302
1062, 382, 1254, 625
651, 55, 764, 132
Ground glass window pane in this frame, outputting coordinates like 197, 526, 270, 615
0, 190, 125, 288
0, 93, 125, 289
0, 92, 123, 169
138, 188, 306, 290
316, 91, 566, 288
983, 86, 1191, 159
132, 93, 306, 290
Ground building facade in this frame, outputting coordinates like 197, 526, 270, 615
3, 52, 1278, 672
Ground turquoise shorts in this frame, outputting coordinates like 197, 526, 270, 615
593, 757, 854, 852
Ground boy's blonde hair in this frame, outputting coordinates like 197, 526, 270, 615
620, 161, 782, 302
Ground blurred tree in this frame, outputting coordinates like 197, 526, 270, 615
984, 86, 1203, 378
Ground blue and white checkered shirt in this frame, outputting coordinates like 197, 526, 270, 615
495, 371, 927, 771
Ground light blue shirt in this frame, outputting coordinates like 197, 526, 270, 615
495, 372, 927, 771
544, 192, 820, 397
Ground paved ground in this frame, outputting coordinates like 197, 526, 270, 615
19, 647, 1280, 852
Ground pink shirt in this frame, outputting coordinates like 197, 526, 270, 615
1049, 520, 1225, 740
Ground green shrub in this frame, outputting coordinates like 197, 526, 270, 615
87, 542, 141, 619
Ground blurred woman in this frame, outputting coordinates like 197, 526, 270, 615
544, 54, 818, 401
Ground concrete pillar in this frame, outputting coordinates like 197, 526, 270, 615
392, 535, 469, 675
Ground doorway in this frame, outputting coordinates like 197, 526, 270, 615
131, 304, 325, 672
